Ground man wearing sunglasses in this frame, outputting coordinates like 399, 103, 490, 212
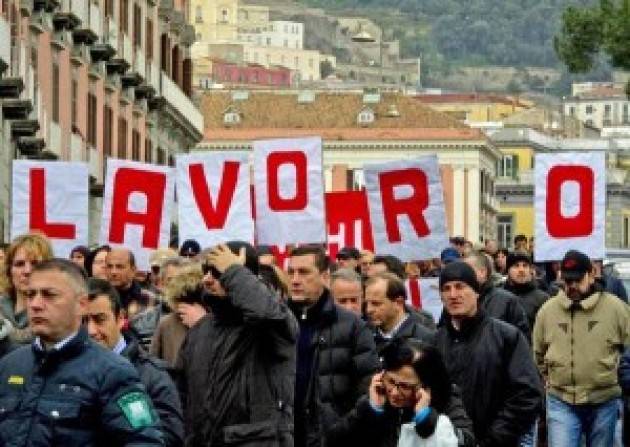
534, 250, 630, 447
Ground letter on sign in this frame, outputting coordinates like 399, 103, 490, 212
534, 152, 605, 262
253, 137, 326, 245
11, 161, 89, 258
176, 152, 253, 247
100, 159, 174, 271
364, 156, 448, 261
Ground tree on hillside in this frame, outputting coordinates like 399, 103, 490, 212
555, 0, 630, 75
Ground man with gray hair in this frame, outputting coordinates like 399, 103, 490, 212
330, 268, 364, 316
0, 259, 163, 445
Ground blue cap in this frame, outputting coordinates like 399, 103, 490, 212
440, 247, 460, 264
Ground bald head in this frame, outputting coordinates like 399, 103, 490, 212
106, 248, 137, 289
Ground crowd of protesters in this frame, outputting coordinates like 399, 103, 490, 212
0, 231, 626, 447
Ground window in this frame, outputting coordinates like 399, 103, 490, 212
71, 76, 78, 130
586, 119, 594, 126
569, 106, 575, 116
118, 116, 128, 159
52, 58, 60, 123
87, 92, 97, 147
145, 138, 152, 163
266, 37, 271, 45
623, 104, 629, 124
105, 0, 114, 17
157, 147, 165, 165
221, 9, 228, 23
146, 19, 153, 61
585, 105, 593, 114
497, 154, 518, 178
133, 4, 142, 48
604, 104, 612, 115
284, 39, 288, 47
103, 104, 113, 157
120, 0, 129, 35
497, 215, 514, 250
132, 129, 140, 161
195, 6, 202, 23
623, 215, 630, 248
357, 108, 375, 125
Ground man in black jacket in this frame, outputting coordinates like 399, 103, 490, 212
364, 272, 435, 353
176, 242, 297, 446
85, 277, 184, 447
287, 245, 380, 447
435, 262, 543, 447
463, 251, 530, 339
502, 252, 549, 332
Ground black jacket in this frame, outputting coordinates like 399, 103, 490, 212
176, 265, 298, 447
503, 280, 549, 331
372, 314, 436, 354
289, 290, 380, 447
122, 336, 184, 447
331, 387, 475, 447
479, 282, 530, 340
435, 311, 543, 447
0, 327, 163, 446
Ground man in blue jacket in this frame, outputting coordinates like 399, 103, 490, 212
0, 259, 164, 446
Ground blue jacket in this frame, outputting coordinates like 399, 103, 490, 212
619, 347, 630, 393
0, 327, 164, 446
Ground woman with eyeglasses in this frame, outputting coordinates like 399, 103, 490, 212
330, 339, 474, 446
0, 233, 54, 344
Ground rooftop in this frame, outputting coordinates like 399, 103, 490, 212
415, 93, 531, 107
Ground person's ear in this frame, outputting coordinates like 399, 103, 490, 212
77, 294, 88, 315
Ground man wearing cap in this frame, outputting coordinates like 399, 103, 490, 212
435, 261, 543, 447
179, 239, 201, 258
533, 249, 630, 447
503, 252, 549, 332
336, 247, 361, 272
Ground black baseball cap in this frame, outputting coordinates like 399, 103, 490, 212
561, 250, 592, 283
179, 239, 201, 257
336, 247, 360, 260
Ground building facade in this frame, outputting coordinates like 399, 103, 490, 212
0, 0, 204, 243
198, 90, 502, 244
563, 84, 630, 130
491, 128, 630, 250
193, 58, 292, 88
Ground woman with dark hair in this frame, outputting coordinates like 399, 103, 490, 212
330, 339, 474, 446
494, 248, 509, 276
84, 245, 111, 279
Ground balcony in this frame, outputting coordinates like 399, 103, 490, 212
158, 71, 204, 139
71, 0, 99, 45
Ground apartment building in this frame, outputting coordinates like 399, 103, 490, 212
0, 0, 204, 242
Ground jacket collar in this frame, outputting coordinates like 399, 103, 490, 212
557, 288, 603, 311
444, 309, 486, 339
120, 332, 141, 362
289, 289, 336, 326
504, 279, 537, 295
32, 326, 90, 363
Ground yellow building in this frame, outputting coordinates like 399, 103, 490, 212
416, 93, 532, 124
191, 0, 238, 42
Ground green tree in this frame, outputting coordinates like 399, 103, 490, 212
555, 0, 630, 72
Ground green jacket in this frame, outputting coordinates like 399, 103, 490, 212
533, 288, 630, 405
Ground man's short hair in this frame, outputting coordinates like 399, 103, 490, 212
365, 272, 407, 302
330, 268, 362, 286
32, 258, 87, 295
290, 245, 328, 272
372, 255, 406, 279
514, 234, 528, 245
87, 278, 122, 317
465, 251, 493, 275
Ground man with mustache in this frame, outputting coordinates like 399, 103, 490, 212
533, 250, 630, 447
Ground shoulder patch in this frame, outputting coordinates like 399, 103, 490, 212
8, 375, 24, 385
117, 392, 155, 428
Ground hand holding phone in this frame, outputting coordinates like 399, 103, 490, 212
369, 371, 387, 408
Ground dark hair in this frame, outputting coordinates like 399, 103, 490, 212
85, 245, 111, 277
514, 234, 527, 244
495, 248, 509, 258
381, 339, 452, 413
290, 245, 328, 272
372, 255, 406, 279
365, 272, 406, 302
87, 277, 122, 317
32, 258, 87, 294
258, 264, 288, 299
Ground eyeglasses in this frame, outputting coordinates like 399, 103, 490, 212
382, 374, 420, 394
